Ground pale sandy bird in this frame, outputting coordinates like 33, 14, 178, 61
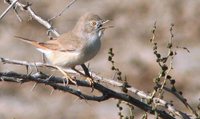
15, 13, 111, 84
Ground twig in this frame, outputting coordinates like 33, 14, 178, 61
5, 0, 60, 37
13, 8, 22, 22
159, 24, 174, 92
160, 85, 199, 117
48, 0, 77, 21
0, 0, 18, 20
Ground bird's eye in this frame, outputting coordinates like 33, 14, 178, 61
91, 21, 97, 26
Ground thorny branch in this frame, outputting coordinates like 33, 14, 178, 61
0, 57, 192, 119
0, 70, 175, 119
1, 0, 198, 119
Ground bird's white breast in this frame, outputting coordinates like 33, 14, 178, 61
82, 33, 101, 62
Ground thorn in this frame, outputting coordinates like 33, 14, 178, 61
0, 77, 4, 81
23, 2, 32, 10
50, 88, 54, 95
33, 62, 39, 72
73, 97, 80, 103
27, 66, 33, 76
25, 65, 29, 74
30, 82, 38, 92
112, 72, 117, 80
13, 7, 23, 22
45, 74, 53, 82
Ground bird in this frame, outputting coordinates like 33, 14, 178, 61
15, 12, 111, 85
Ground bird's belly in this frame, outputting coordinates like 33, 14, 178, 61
45, 51, 83, 67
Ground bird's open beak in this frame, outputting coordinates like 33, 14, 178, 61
102, 20, 110, 24
99, 20, 114, 30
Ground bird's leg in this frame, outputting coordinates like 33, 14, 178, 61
81, 64, 94, 86
73, 67, 94, 92
73, 64, 94, 88
81, 64, 90, 77
54, 65, 77, 85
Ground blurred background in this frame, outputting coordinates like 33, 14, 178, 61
0, 0, 200, 119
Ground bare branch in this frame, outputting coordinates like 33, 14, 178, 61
0, 57, 192, 119
0, 0, 18, 20
5, 0, 60, 37
0, 71, 177, 119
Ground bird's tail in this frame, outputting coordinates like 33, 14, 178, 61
15, 36, 40, 47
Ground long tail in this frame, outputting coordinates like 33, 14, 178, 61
15, 36, 40, 47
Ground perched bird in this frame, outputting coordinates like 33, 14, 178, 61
15, 13, 111, 84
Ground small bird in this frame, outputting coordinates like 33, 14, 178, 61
15, 13, 111, 84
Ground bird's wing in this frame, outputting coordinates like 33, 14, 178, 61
15, 32, 85, 52
45, 32, 85, 52
15, 36, 51, 50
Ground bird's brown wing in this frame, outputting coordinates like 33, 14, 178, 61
15, 36, 52, 50
44, 32, 85, 52
15, 32, 85, 52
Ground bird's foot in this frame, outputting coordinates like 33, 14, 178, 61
54, 65, 77, 86
85, 76, 95, 92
